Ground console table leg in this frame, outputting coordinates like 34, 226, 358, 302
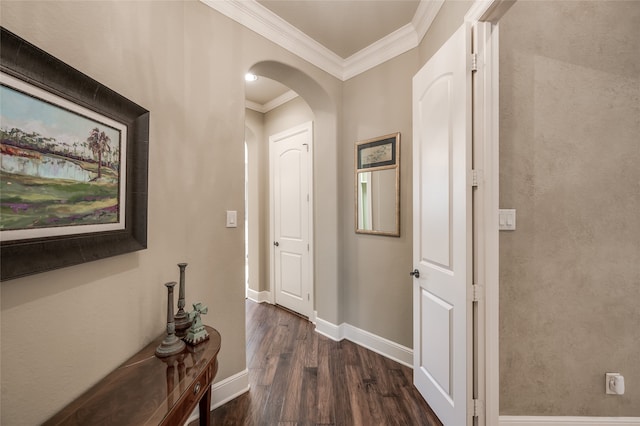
199, 386, 212, 426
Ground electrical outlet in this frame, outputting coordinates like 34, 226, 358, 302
606, 373, 625, 395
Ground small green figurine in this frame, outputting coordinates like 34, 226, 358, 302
184, 302, 210, 345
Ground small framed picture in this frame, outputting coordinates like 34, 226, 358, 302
356, 134, 397, 170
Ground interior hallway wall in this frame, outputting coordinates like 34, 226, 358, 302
341, 50, 417, 347
245, 108, 265, 296
499, 0, 640, 416
0, 1, 342, 424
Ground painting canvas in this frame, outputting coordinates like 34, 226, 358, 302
0, 72, 127, 242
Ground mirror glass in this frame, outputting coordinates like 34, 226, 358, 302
355, 133, 400, 236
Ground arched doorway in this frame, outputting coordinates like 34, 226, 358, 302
243, 61, 340, 324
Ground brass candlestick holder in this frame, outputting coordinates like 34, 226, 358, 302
156, 282, 186, 358
174, 263, 191, 337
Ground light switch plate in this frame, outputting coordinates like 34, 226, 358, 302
499, 209, 516, 231
226, 210, 237, 228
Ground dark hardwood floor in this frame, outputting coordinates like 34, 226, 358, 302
204, 300, 442, 425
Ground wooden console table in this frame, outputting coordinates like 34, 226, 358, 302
44, 325, 221, 426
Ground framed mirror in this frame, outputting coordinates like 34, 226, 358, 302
355, 133, 400, 237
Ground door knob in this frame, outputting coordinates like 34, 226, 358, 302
409, 269, 420, 278
273, 241, 279, 247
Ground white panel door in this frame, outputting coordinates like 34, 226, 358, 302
270, 122, 313, 318
412, 24, 472, 426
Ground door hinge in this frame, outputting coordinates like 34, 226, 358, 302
472, 399, 483, 418
472, 284, 483, 302
307, 293, 310, 301
471, 169, 479, 187
307, 243, 309, 251
471, 53, 478, 72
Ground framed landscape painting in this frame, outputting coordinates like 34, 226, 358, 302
0, 27, 149, 281
1, 73, 127, 241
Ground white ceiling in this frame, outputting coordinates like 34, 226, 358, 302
257, 0, 421, 59
200, 0, 444, 111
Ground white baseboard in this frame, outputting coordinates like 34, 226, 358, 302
184, 369, 250, 425
500, 416, 640, 426
315, 316, 342, 341
314, 317, 413, 368
246, 288, 272, 303
211, 369, 250, 409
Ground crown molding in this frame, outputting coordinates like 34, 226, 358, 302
413, 0, 445, 41
342, 0, 444, 80
245, 89, 299, 114
263, 90, 299, 112
245, 100, 264, 113
201, 0, 344, 79
342, 22, 418, 80
200, 0, 445, 81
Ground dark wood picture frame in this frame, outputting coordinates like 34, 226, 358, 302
0, 27, 150, 281
356, 135, 397, 169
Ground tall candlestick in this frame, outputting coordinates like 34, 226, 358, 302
174, 263, 191, 336
156, 281, 186, 358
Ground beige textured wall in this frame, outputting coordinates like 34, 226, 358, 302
499, 1, 640, 416
0, 1, 342, 424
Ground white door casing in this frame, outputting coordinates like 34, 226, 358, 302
412, 24, 473, 426
269, 122, 313, 318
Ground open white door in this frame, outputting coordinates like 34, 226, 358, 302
270, 122, 313, 318
412, 24, 473, 426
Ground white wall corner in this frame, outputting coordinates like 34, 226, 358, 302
246, 289, 272, 304
314, 318, 413, 368
184, 369, 250, 425
499, 416, 640, 426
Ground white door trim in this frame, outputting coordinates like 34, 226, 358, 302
268, 121, 314, 317
465, 1, 507, 425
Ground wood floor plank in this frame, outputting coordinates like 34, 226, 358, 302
262, 351, 292, 421
299, 366, 319, 424
279, 346, 305, 421
315, 337, 334, 425
203, 300, 442, 426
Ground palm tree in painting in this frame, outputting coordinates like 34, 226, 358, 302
87, 127, 111, 179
